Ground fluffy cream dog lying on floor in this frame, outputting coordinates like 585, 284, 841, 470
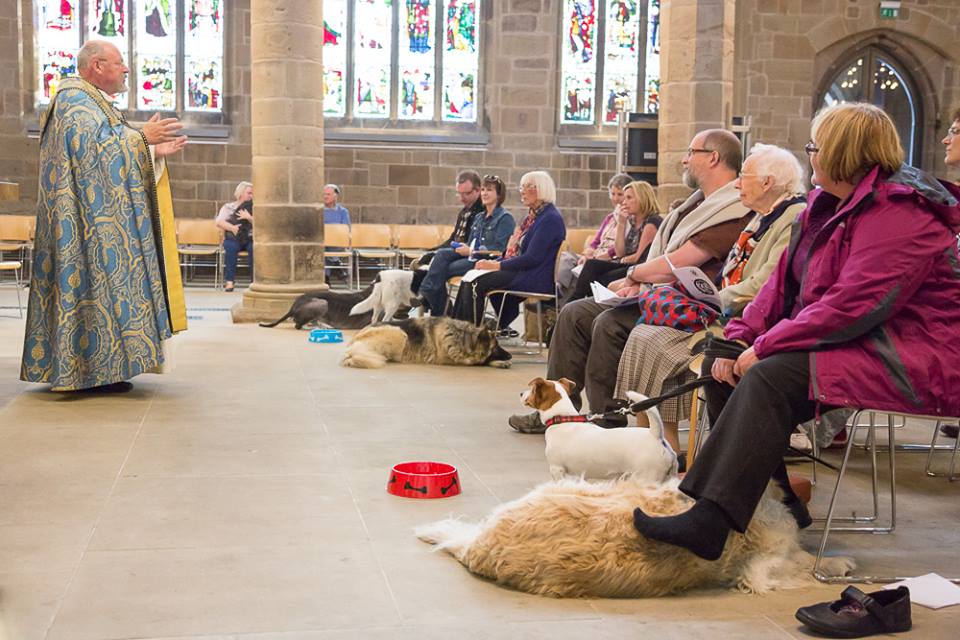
520, 378, 678, 482
416, 478, 854, 598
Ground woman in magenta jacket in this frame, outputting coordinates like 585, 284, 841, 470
633, 102, 960, 561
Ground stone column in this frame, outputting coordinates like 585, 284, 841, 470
232, 0, 327, 323
656, 0, 736, 206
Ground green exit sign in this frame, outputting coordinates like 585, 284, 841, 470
880, 1, 900, 19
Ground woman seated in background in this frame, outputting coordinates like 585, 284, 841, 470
614, 143, 807, 460
633, 102, 960, 561
450, 171, 566, 330
418, 175, 516, 316
216, 182, 254, 292
580, 173, 634, 261
566, 180, 662, 301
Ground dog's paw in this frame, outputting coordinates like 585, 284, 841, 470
818, 555, 857, 577
487, 360, 512, 369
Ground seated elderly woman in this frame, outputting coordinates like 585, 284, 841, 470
450, 171, 566, 329
633, 102, 960, 561
568, 179, 663, 301
418, 175, 516, 316
614, 143, 807, 457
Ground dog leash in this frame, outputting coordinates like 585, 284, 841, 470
583, 333, 841, 471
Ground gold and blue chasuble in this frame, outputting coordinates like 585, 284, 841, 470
21, 77, 186, 391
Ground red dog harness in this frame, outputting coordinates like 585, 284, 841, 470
544, 415, 593, 427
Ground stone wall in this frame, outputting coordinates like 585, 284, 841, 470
2, 0, 959, 224
734, 0, 960, 182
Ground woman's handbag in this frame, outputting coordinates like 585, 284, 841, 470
636, 285, 720, 332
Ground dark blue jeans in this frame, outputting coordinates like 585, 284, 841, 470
223, 237, 253, 283
418, 248, 474, 315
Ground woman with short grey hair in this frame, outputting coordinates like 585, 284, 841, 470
216, 181, 254, 292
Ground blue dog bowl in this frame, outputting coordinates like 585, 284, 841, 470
308, 328, 343, 343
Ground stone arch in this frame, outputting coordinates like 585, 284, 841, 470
813, 30, 945, 170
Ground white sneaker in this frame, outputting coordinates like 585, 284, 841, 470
790, 432, 813, 451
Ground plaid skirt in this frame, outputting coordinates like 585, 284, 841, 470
614, 323, 697, 423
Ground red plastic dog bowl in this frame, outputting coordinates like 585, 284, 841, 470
387, 461, 461, 499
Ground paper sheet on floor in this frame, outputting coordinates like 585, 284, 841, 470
884, 573, 960, 609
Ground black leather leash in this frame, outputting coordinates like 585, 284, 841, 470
591, 334, 840, 471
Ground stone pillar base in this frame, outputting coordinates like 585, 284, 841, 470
230, 282, 329, 323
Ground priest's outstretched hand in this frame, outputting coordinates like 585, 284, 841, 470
155, 136, 188, 157
143, 113, 185, 145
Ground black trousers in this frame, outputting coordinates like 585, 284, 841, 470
450, 270, 518, 327
569, 259, 629, 301
682, 351, 830, 532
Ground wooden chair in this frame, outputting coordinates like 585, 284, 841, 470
437, 225, 455, 244
0, 260, 24, 318
176, 219, 223, 288
0, 215, 35, 279
564, 228, 597, 255
351, 223, 396, 285
485, 241, 568, 356
394, 224, 440, 268
324, 224, 354, 289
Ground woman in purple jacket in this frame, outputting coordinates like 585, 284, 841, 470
451, 171, 566, 329
633, 102, 960, 561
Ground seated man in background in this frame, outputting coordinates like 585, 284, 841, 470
323, 184, 351, 226
413, 171, 486, 269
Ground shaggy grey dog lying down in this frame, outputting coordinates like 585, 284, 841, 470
416, 478, 854, 598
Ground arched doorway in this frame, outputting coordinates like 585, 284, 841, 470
819, 48, 922, 166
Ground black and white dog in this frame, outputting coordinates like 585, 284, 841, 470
260, 270, 427, 329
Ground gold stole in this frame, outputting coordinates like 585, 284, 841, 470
156, 165, 187, 333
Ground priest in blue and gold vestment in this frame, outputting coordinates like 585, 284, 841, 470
21, 41, 188, 392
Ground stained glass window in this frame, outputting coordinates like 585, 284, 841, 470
560, 0, 659, 127
643, 0, 661, 113
36, 1, 225, 113
184, 0, 224, 112
136, 0, 177, 110
88, 0, 130, 107
561, 0, 597, 125
397, 0, 436, 120
37, 1, 81, 102
323, 0, 348, 117
324, 0, 481, 125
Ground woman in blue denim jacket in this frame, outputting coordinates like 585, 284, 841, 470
418, 175, 516, 315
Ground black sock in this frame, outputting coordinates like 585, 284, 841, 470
633, 498, 732, 561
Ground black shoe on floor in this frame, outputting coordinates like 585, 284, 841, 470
77, 381, 134, 394
795, 586, 911, 638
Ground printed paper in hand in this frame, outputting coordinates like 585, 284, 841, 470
460, 269, 489, 283
571, 264, 584, 278
591, 282, 642, 307
664, 255, 722, 310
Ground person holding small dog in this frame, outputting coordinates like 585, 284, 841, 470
614, 143, 807, 456
417, 175, 516, 316
217, 181, 254, 292
509, 129, 751, 433
633, 103, 960, 561
450, 171, 566, 329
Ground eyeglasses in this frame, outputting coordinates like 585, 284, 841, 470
518, 183, 536, 193
947, 126, 960, 138
804, 141, 820, 155
685, 148, 715, 157
482, 175, 503, 184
